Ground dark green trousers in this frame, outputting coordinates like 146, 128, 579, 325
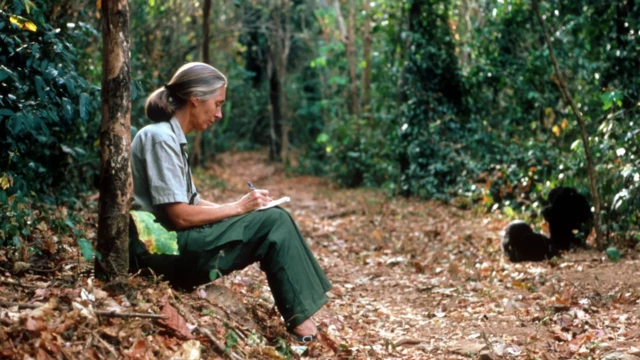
130, 207, 332, 328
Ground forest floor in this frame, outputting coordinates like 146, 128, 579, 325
1, 151, 639, 359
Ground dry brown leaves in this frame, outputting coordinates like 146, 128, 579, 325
1, 151, 638, 359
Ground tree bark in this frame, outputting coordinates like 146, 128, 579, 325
532, 0, 603, 249
362, 0, 372, 113
97, 0, 132, 280
267, 56, 282, 161
267, 0, 291, 163
191, 0, 213, 168
346, 0, 359, 115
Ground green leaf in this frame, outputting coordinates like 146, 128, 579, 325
605, 247, 621, 263
130, 210, 179, 255
34, 76, 46, 100
316, 133, 329, 143
0, 109, 15, 117
78, 238, 101, 261
79, 93, 90, 121
65, 218, 75, 229
209, 268, 222, 281
0, 66, 12, 82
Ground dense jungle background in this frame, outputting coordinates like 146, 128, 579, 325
0, 0, 639, 358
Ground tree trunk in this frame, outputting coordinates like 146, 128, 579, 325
362, 0, 372, 114
532, 0, 603, 249
267, 57, 282, 161
97, 0, 132, 281
191, 0, 212, 168
346, 0, 358, 115
267, 0, 291, 163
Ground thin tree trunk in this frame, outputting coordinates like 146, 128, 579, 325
346, 0, 359, 115
266, 1, 290, 163
279, 0, 291, 164
362, 0, 372, 114
532, 0, 603, 249
191, 0, 212, 168
267, 56, 281, 161
97, 0, 132, 280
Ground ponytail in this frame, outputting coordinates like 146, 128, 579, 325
144, 62, 227, 122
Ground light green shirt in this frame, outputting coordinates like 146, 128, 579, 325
131, 117, 200, 226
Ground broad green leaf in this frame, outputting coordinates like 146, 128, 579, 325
0, 109, 15, 117
78, 238, 101, 261
605, 247, 621, 263
0, 66, 12, 82
130, 210, 179, 255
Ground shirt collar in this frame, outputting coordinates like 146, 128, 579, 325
169, 117, 187, 145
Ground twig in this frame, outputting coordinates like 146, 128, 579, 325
91, 330, 119, 358
171, 292, 243, 360
0, 302, 168, 319
94, 310, 168, 319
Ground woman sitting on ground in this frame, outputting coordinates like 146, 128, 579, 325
129, 62, 332, 342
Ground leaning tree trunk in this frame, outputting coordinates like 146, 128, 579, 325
532, 0, 603, 249
97, 0, 132, 280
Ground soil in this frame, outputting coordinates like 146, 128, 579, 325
195, 151, 640, 359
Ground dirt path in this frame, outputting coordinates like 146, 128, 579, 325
196, 152, 640, 359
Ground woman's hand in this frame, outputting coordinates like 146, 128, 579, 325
236, 190, 273, 214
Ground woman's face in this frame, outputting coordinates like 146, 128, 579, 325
191, 87, 226, 131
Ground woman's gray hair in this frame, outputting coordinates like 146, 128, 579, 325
145, 62, 227, 122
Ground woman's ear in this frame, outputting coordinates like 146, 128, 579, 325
190, 96, 199, 107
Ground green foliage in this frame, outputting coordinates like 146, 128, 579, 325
129, 210, 179, 255
0, 1, 101, 245
605, 247, 621, 263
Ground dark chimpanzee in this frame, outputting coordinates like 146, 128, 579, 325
501, 220, 558, 262
542, 186, 593, 250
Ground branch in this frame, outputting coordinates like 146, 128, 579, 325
532, 0, 603, 249
333, 0, 347, 43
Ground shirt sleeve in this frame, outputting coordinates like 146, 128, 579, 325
145, 140, 189, 205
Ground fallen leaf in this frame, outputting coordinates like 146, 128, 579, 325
160, 304, 193, 339
171, 340, 201, 360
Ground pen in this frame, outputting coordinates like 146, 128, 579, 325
247, 182, 256, 191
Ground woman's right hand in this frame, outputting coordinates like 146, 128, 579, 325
236, 190, 273, 214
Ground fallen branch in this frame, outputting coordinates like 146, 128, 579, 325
170, 292, 243, 360
0, 302, 168, 319
94, 310, 168, 319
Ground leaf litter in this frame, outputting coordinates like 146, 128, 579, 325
0, 151, 638, 359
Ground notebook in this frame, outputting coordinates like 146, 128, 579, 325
257, 196, 291, 211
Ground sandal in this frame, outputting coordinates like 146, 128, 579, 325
287, 325, 322, 344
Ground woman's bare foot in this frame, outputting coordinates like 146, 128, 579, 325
292, 319, 317, 337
